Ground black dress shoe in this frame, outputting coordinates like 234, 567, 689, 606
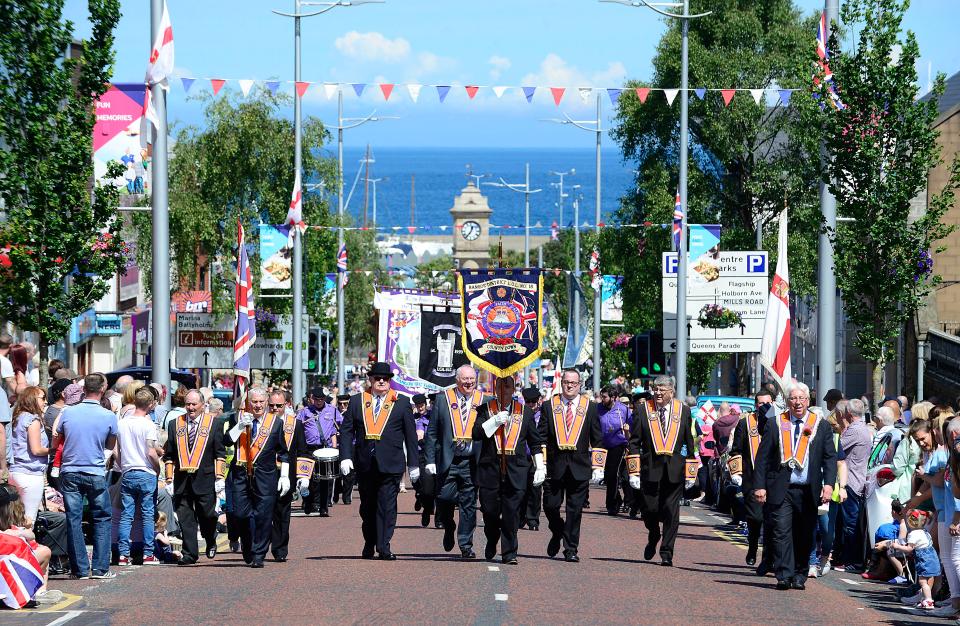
756, 561, 771, 577
250, 561, 264, 568
745, 551, 757, 567
792, 579, 806, 590
242, 554, 253, 565
378, 552, 397, 561
643, 540, 658, 561
415, 499, 422, 512
564, 553, 580, 563
547, 532, 562, 558
421, 510, 431, 527
303, 507, 314, 515
319, 511, 330, 518
274, 555, 287, 563
775, 580, 791, 590
342, 497, 352, 505
362, 544, 375, 559
660, 558, 673, 567
443, 523, 456, 552
177, 558, 197, 566
206, 544, 217, 559
461, 549, 476, 559
485, 543, 497, 561
504, 557, 518, 565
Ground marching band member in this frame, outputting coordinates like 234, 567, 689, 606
223, 387, 291, 568
268, 391, 312, 562
411, 393, 435, 527
339, 362, 420, 560
333, 394, 353, 505
297, 388, 340, 516
597, 385, 634, 517
541, 369, 603, 563
520, 386, 545, 531
626, 375, 697, 567
162, 390, 226, 565
472, 376, 545, 564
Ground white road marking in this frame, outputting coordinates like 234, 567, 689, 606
45, 610, 84, 626
494, 594, 508, 601
488, 566, 500, 572
840, 578, 861, 586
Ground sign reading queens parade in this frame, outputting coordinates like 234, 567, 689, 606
458, 268, 543, 377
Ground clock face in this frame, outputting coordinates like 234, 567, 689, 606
461, 220, 481, 241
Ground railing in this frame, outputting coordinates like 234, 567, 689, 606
940, 321, 960, 337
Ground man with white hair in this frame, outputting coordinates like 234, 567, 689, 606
872, 405, 902, 461
753, 381, 837, 590
835, 398, 872, 575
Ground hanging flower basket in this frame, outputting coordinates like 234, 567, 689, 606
697, 304, 742, 330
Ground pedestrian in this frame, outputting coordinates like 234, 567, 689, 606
597, 385, 633, 516
339, 362, 419, 560
0, 484, 64, 606
52, 373, 118, 580
541, 368, 603, 563
116, 387, 162, 566
472, 376, 545, 564
268, 391, 310, 562
883, 510, 939, 610
0, 333, 15, 396
753, 381, 837, 591
835, 398, 873, 574
627, 375, 697, 567
8, 386, 50, 522
297, 388, 339, 516
7, 343, 30, 401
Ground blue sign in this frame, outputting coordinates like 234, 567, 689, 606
70, 309, 97, 344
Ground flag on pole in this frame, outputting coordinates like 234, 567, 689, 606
0, 534, 44, 609
551, 220, 559, 241
141, 0, 174, 148
285, 170, 306, 237
139, 89, 160, 149
233, 222, 256, 408
589, 249, 601, 291
672, 191, 684, 251
337, 243, 349, 286
815, 7, 845, 110
760, 210, 793, 394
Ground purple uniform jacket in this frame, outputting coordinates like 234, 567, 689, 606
598, 401, 632, 449
297, 404, 341, 447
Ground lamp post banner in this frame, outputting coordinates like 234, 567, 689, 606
458, 268, 543, 378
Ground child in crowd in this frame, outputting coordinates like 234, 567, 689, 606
154, 512, 181, 564
864, 499, 907, 583
0, 484, 64, 606
878, 509, 940, 610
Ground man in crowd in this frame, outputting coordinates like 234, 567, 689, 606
340, 362, 419, 559
835, 398, 873, 575
822, 389, 844, 431
728, 389, 774, 570
269, 391, 311, 562
411, 393, 435, 527
521, 386, 544, 531
627, 375, 697, 567
117, 386, 162, 566
333, 393, 353, 505
54, 374, 118, 579
0, 333, 14, 395
597, 385, 633, 517
541, 369, 603, 563
425, 365, 486, 558
472, 375, 544, 564
162, 389, 226, 565
753, 381, 837, 590
298, 387, 340, 516
224, 387, 291, 568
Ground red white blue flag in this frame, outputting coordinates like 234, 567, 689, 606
141, 0, 174, 148
672, 191, 684, 251
815, 8, 845, 110
233, 222, 256, 404
337, 244, 349, 286
285, 170, 306, 237
0, 534, 44, 609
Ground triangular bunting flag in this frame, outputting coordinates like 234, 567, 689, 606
749, 89, 764, 104
436, 85, 451, 102
323, 83, 338, 99
210, 78, 226, 95
238, 79, 254, 97
407, 83, 422, 102
606, 88, 622, 104
694, 88, 706, 100
295, 81, 310, 98
664, 89, 679, 105
380, 83, 394, 100
465, 85, 479, 99
351, 83, 366, 98
550, 87, 565, 106
265, 80, 280, 95
778, 89, 793, 106
522, 86, 536, 103
492, 85, 509, 98
407, 226, 416, 234
180, 77, 195, 93
578, 87, 592, 102
635, 87, 650, 103
439, 225, 448, 231
721, 89, 736, 106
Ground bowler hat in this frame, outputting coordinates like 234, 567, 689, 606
823, 389, 844, 404
336, 394, 351, 402
413, 393, 427, 404
367, 362, 394, 378
522, 387, 541, 403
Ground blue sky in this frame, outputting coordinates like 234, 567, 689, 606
65, 0, 960, 148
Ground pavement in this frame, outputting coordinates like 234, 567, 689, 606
2, 487, 948, 625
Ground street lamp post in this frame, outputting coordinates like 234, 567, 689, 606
549, 169, 575, 227
365, 176, 383, 225
150, 0, 170, 408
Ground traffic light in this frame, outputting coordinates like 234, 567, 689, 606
632, 331, 665, 379
307, 329, 320, 373
648, 330, 665, 376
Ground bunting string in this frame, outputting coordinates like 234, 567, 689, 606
303, 221, 675, 233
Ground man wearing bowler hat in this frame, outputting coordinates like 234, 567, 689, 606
339, 362, 420, 559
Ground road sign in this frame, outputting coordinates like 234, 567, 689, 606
662, 251, 768, 353
175, 313, 309, 370
248, 314, 308, 370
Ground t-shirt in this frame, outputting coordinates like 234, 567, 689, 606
0, 354, 13, 379
58, 399, 119, 475
906, 528, 932, 549
10, 412, 48, 475
117, 414, 158, 476
925, 448, 949, 523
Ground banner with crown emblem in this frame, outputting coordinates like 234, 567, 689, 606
458, 268, 543, 378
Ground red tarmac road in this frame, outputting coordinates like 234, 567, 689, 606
4, 488, 943, 625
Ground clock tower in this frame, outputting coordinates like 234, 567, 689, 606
450, 180, 492, 269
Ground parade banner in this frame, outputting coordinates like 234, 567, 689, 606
459, 268, 543, 378
418, 309, 468, 388
600, 275, 624, 323
259, 224, 293, 289
93, 83, 151, 194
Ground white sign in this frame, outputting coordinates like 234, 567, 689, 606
175, 313, 309, 370
661, 251, 768, 353
249, 314, 309, 370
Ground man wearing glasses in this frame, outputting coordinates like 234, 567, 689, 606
339, 362, 419, 560
626, 375, 697, 567
268, 391, 311, 563
753, 381, 837, 590
541, 369, 603, 563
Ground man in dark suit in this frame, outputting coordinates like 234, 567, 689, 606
753, 381, 837, 590
472, 376, 545, 564
162, 390, 226, 565
223, 387, 291, 568
424, 364, 487, 558
540, 368, 604, 563
339, 362, 420, 560
626, 375, 697, 567
520, 386, 545, 530
268, 391, 313, 562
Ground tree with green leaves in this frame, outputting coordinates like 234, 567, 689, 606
0, 0, 124, 385
824, 0, 960, 396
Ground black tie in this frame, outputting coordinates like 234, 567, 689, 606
251, 417, 259, 440
659, 407, 667, 433
188, 419, 198, 447
793, 419, 802, 447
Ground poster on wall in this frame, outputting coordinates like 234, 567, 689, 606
259, 224, 293, 289
600, 275, 624, 323
93, 83, 151, 195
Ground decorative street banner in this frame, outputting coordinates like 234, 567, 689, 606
322, 273, 337, 319
93, 83, 151, 194
418, 309, 468, 388
259, 224, 293, 289
459, 268, 543, 378
600, 275, 624, 323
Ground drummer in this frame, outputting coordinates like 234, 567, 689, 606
333, 394, 353, 505
412, 393, 435, 527
297, 387, 341, 516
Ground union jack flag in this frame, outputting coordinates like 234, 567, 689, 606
672, 191, 684, 252
233, 221, 256, 407
0, 534, 44, 609
337, 243, 349, 286
815, 8, 845, 110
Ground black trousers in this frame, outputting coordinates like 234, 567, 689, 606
303, 476, 331, 514
174, 484, 218, 562
522, 465, 542, 526
771, 485, 817, 583
356, 462, 401, 555
479, 479, 525, 560
604, 445, 633, 515
436, 457, 477, 551
640, 475, 683, 560
542, 469, 589, 555
334, 472, 354, 504
230, 470, 278, 564
270, 486, 294, 559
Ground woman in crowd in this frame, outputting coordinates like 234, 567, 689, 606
119, 380, 145, 418
7, 343, 30, 401
8, 385, 51, 522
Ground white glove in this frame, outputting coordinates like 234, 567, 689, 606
533, 468, 546, 486
340, 459, 354, 476
730, 474, 743, 487
238, 412, 253, 427
495, 411, 510, 426
165, 482, 175, 496
296, 477, 309, 492
685, 479, 696, 490
214, 479, 225, 493
628, 475, 642, 490
425, 463, 437, 475
278, 476, 291, 496
482, 415, 500, 438
591, 468, 604, 484
409, 467, 420, 483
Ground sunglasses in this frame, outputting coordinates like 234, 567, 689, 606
269, 403, 285, 409
371, 375, 390, 382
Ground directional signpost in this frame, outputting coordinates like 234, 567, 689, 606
175, 313, 308, 370
662, 251, 768, 353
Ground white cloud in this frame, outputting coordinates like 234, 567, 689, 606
334, 31, 411, 63
520, 53, 627, 88
488, 55, 512, 80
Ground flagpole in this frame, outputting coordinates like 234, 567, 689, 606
592, 92, 602, 396
150, 0, 171, 409
292, 0, 304, 406
337, 88, 346, 393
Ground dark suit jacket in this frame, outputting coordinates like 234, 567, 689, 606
627, 400, 695, 484
223, 411, 290, 481
277, 413, 308, 482
162, 414, 226, 496
340, 392, 418, 476
472, 399, 544, 491
753, 411, 838, 506
728, 412, 769, 489
539, 394, 602, 483
424, 389, 488, 475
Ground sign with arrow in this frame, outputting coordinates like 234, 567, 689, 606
175, 313, 309, 370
